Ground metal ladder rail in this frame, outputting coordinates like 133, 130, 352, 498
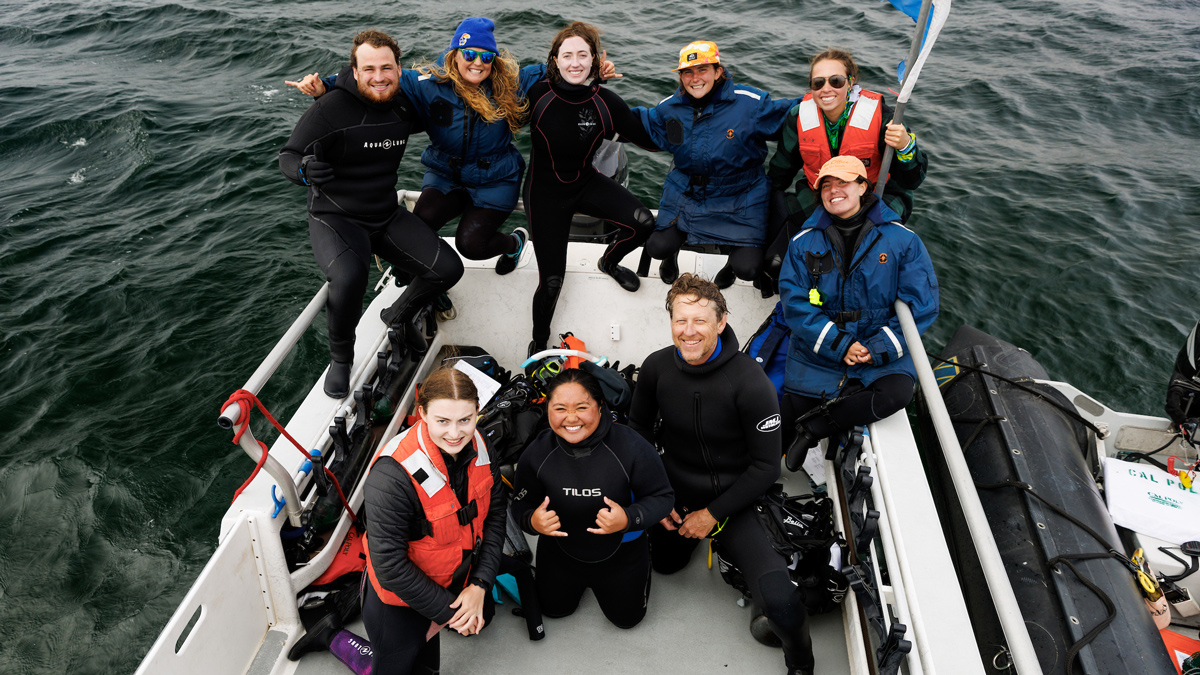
893, 300, 1044, 675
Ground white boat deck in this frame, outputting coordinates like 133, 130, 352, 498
139, 240, 983, 675
294, 468, 845, 675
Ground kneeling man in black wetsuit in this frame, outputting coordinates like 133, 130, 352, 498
279, 30, 463, 398
629, 273, 814, 675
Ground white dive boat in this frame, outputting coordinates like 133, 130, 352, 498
135, 191, 1199, 675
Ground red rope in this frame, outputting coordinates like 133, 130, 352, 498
221, 389, 358, 522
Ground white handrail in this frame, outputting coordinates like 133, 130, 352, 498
215, 283, 331, 526
893, 300, 1044, 675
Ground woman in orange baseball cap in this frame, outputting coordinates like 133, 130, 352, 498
631, 40, 804, 290
778, 155, 938, 477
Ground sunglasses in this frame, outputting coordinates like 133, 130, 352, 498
809, 75, 849, 90
459, 49, 496, 64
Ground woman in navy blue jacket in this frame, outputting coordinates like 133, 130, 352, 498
778, 155, 938, 469
633, 41, 801, 289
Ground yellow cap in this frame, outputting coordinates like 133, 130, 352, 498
674, 41, 721, 71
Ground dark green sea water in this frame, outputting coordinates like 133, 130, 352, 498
1, 0, 1198, 672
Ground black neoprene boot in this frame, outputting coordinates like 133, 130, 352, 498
324, 361, 352, 398
713, 262, 736, 289
597, 256, 640, 292
750, 603, 782, 647
324, 336, 355, 398
659, 252, 679, 285
527, 340, 546, 359
288, 610, 341, 660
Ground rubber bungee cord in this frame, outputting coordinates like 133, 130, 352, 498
221, 389, 357, 523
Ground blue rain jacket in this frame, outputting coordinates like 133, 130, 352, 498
402, 63, 545, 211
778, 199, 939, 397
634, 78, 800, 246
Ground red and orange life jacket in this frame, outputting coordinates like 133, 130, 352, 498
795, 89, 885, 190
363, 421, 492, 607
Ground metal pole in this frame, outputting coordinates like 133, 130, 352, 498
875, 0, 934, 198
218, 282, 329, 430
893, 300, 1044, 675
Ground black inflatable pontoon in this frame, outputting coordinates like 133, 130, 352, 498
918, 325, 1175, 675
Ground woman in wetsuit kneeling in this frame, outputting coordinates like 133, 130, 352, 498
511, 368, 674, 628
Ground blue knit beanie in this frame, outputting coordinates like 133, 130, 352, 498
452, 17, 498, 53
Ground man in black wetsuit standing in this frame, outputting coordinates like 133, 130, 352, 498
629, 273, 814, 675
279, 30, 463, 398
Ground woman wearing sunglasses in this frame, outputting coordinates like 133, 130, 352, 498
767, 49, 928, 227
290, 19, 546, 279
632, 41, 803, 290
521, 22, 659, 355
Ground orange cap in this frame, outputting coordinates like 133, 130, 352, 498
815, 155, 868, 188
674, 41, 721, 71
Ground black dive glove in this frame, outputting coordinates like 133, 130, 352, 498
300, 142, 334, 186
1166, 383, 1197, 427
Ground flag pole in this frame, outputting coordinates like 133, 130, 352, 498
873, 0, 935, 198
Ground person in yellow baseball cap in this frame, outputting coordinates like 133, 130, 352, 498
630, 40, 804, 292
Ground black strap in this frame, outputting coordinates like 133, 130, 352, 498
457, 499, 479, 526
415, 499, 479, 537
931, 352, 1106, 437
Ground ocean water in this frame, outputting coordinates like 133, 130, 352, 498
0, 0, 1197, 672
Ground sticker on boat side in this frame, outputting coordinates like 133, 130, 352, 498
757, 414, 781, 432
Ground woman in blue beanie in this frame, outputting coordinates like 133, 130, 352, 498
290, 18, 546, 276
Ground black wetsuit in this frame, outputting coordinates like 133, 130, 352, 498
629, 329, 814, 673
510, 412, 673, 628
523, 78, 658, 346
279, 67, 463, 363
361, 441, 506, 675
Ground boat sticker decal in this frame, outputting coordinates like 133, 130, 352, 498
813, 321, 835, 353
882, 326, 903, 358
934, 356, 960, 388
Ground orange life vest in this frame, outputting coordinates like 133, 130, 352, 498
363, 421, 493, 607
795, 89, 885, 190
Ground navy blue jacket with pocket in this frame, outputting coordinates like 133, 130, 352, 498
778, 199, 939, 397
633, 77, 800, 247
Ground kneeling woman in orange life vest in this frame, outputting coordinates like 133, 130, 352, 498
361, 367, 506, 674
510, 368, 674, 628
